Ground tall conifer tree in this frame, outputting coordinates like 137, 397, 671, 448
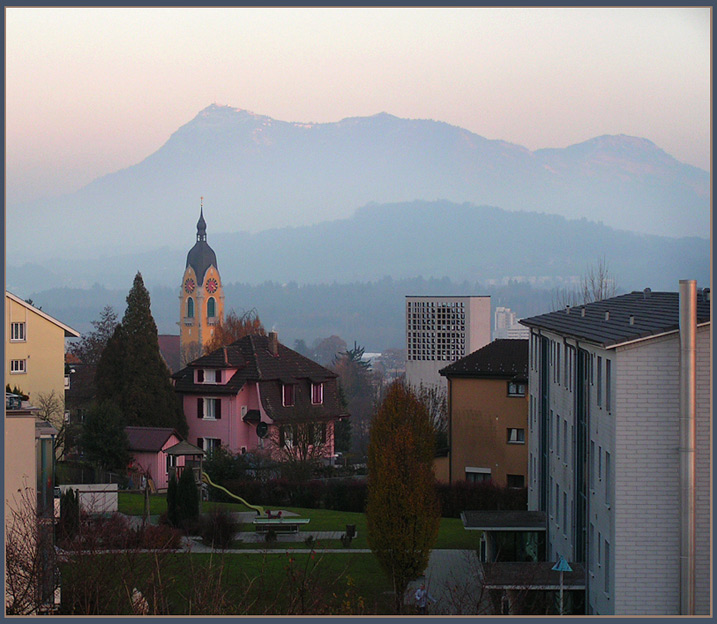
95, 272, 188, 435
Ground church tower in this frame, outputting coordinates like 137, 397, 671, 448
179, 202, 225, 365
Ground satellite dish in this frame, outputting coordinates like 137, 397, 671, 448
256, 422, 268, 439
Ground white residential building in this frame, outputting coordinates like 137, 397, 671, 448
405, 295, 491, 390
521, 284, 710, 615
494, 306, 530, 340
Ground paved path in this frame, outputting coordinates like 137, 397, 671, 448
405, 549, 483, 616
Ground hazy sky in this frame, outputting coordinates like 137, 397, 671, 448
6, 7, 711, 204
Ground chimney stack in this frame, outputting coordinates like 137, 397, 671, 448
268, 331, 279, 356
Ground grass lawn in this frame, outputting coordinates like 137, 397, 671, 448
119, 492, 480, 550
60, 550, 394, 615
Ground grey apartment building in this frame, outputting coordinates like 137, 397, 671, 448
405, 295, 491, 390
521, 283, 710, 615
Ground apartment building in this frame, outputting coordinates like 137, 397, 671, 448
405, 295, 491, 390
521, 284, 710, 615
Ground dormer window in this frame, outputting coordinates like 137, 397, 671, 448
282, 383, 295, 407
311, 382, 324, 405
196, 369, 222, 384
507, 382, 526, 397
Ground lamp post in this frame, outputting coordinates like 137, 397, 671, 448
552, 554, 572, 615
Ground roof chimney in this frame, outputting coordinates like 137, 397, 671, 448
643, 287, 652, 299
629, 315, 635, 325
703, 288, 710, 302
268, 331, 279, 357
581, 307, 586, 317
604, 311, 610, 321
565, 306, 570, 315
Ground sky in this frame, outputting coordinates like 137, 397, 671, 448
5, 7, 711, 205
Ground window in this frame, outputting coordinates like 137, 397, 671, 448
215, 369, 222, 383
207, 297, 216, 318
187, 297, 194, 318
10, 322, 25, 341
465, 467, 491, 483
10, 359, 26, 374
166, 454, 176, 474
279, 425, 294, 447
197, 397, 221, 420
605, 451, 611, 505
556, 415, 560, 458
590, 441, 595, 488
605, 359, 612, 411
598, 446, 603, 480
507, 474, 525, 488
562, 491, 568, 531
202, 438, 221, 455
507, 428, 525, 444
311, 382, 324, 405
597, 356, 602, 406
597, 533, 602, 565
282, 383, 295, 407
604, 540, 611, 593
563, 420, 568, 461
507, 382, 526, 397
589, 523, 595, 571
555, 483, 560, 521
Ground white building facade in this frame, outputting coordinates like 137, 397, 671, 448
523, 286, 710, 615
405, 295, 491, 390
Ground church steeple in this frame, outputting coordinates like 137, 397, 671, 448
196, 198, 207, 242
179, 198, 224, 366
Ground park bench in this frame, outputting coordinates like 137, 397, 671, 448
252, 517, 311, 534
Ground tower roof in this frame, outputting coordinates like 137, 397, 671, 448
186, 206, 218, 284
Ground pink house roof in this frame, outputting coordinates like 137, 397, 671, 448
125, 426, 181, 453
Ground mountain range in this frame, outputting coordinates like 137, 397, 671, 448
7, 104, 709, 264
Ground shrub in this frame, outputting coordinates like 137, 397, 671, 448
198, 507, 237, 550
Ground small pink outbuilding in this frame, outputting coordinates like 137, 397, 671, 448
126, 426, 186, 491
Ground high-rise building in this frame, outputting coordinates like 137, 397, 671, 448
405, 295, 491, 390
521, 284, 710, 615
179, 205, 224, 366
494, 306, 530, 340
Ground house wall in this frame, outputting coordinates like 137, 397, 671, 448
449, 376, 528, 487
4, 414, 37, 523
5, 295, 73, 413
185, 382, 269, 455
528, 323, 711, 616
613, 326, 710, 615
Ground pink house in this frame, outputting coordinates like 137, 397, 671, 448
126, 426, 186, 490
172, 332, 348, 460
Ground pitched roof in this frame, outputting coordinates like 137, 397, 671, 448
125, 426, 180, 453
157, 334, 181, 373
172, 334, 346, 423
521, 289, 711, 348
6, 291, 80, 338
440, 339, 528, 380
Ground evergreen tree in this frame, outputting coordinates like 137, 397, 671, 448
176, 467, 199, 529
166, 474, 179, 528
366, 380, 440, 614
94, 272, 188, 435
80, 401, 131, 474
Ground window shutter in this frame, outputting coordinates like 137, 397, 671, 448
197, 437, 204, 450
215, 369, 222, 383
197, 398, 204, 418
197, 369, 204, 383
215, 399, 222, 419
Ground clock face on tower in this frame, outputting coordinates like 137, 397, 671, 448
205, 278, 218, 294
184, 278, 195, 294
